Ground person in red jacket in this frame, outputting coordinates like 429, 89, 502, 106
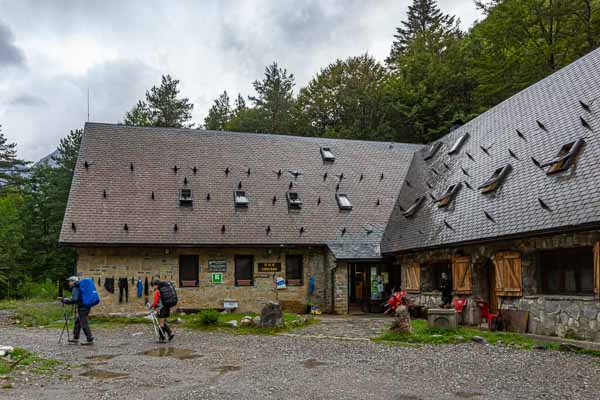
151, 277, 174, 342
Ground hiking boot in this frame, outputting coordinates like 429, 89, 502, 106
81, 339, 94, 346
168, 333, 175, 341
68, 339, 79, 345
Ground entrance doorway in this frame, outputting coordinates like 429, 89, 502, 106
478, 258, 498, 313
348, 263, 400, 314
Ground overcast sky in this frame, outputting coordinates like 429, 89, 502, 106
0, 0, 482, 161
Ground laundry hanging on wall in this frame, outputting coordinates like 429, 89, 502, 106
137, 278, 143, 298
118, 277, 129, 303
104, 277, 115, 293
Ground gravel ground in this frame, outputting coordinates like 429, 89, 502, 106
0, 319, 599, 400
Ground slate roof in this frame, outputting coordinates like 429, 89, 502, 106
381, 47, 600, 254
59, 123, 421, 260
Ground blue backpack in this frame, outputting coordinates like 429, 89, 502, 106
79, 278, 100, 308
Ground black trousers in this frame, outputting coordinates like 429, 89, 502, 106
118, 278, 129, 303
74, 308, 93, 341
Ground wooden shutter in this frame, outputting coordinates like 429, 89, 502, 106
452, 256, 472, 294
404, 263, 421, 292
494, 251, 522, 296
594, 242, 600, 298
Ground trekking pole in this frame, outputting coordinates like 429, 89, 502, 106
58, 302, 70, 344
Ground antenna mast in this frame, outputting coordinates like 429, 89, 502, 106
87, 88, 90, 122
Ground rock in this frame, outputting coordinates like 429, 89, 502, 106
533, 344, 547, 350
558, 343, 584, 353
240, 318, 252, 327
131, 332, 143, 337
471, 336, 488, 345
172, 318, 184, 324
0, 346, 13, 357
226, 320, 238, 328
390, 305, 412, 333
253, 316, 261, 326
260, 302, 284, 328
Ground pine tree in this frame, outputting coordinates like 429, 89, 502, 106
0, 125, 25, 189
53, 129, 83, 173
234, 93, 246, 114
248, 62, 296, 133
123, 75, 194, 128
203, 91, 232, 130
387, 0, 458, 67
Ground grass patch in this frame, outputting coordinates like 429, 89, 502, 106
0, 348, 62, 376
376, 319, 538, 349
184, 311, 315, 335
11, 302, 65, 327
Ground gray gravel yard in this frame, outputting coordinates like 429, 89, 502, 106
0, 319, 599, 400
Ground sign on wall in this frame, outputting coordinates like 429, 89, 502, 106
211, 273, 223, 284
208, 260, 227, 273
258, 262, 281, 273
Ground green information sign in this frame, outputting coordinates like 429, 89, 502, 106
211, 273, 223, 284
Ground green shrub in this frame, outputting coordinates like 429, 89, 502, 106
195, 309, 220, 325
15, 278, 59, 300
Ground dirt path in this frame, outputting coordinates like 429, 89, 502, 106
0, 320, 599, 400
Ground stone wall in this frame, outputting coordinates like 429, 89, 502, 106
77, 246, 328, 314
333, 262, 349, 314
394, 230, 600, 341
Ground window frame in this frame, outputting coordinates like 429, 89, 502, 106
435, 183, 462, 207
285, 255, 303, 286
179, 255, 199, 287
179, 188, 193, 207
403, 197, 425, 218
478, 164, 512, 193
540, 138, 585, 174
234, 255, 254, 286
424, 142, 442, 161
336, 193, 353, 210
539, 247, 594, 295
320, 147, 335, 162
448, 132, 470, 155
286, 192, 303, 209
234, 190, 249, 207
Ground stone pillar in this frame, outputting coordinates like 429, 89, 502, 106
333, 262, 349, 314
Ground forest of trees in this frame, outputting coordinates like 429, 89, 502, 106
1, 0, 599, 298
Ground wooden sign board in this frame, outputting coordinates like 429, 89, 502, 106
258, 262, 281, 273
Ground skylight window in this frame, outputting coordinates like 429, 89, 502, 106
234, 191, 249, 207
286, 192, 303, 209
435, 183, 462, 208
448, 133, 470, 155
320, 147, 335, 162
424, 142, 442, 160
403, 197, 425, 218
540, 138, 585, 174
479, 164, 512, 193
179, 189, 193, 207
336, 194, 352, 210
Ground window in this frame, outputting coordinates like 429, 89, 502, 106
403, 197, 424, 218
179, 255, 199, 287
285, 255, 303, 285
320, 147, 335, 161
235, 255, 253, 286
448, 133, 470, 155
540, 138, 584, 174
234, 191, 249, 207
336, 193, 352, 210
286, 192, 303, 209
422, 261, 451, 291
478, 164, 512, 193
424, 142, 442, 160
435, 183, 462, 207
540, 247, 594, 295
179, 189, 193, 207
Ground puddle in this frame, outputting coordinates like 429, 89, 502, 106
210, 365, 241, 373
302, 358, 328, 369
139, 347, 202, 360
80, 369, 129, 380
85, 354, 117, 361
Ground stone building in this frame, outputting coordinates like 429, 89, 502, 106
381, 47, 600, 341
61, 47, 600, 341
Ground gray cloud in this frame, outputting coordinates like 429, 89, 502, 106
0, 21, 25, 68
9, 94, 47, 107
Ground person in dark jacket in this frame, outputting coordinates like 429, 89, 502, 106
60, 276, 94, 345
151, 276, 174, 342
440, 272, 453, 308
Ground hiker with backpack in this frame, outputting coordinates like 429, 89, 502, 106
59, 276, 99, 345
151, 276, 177, 342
